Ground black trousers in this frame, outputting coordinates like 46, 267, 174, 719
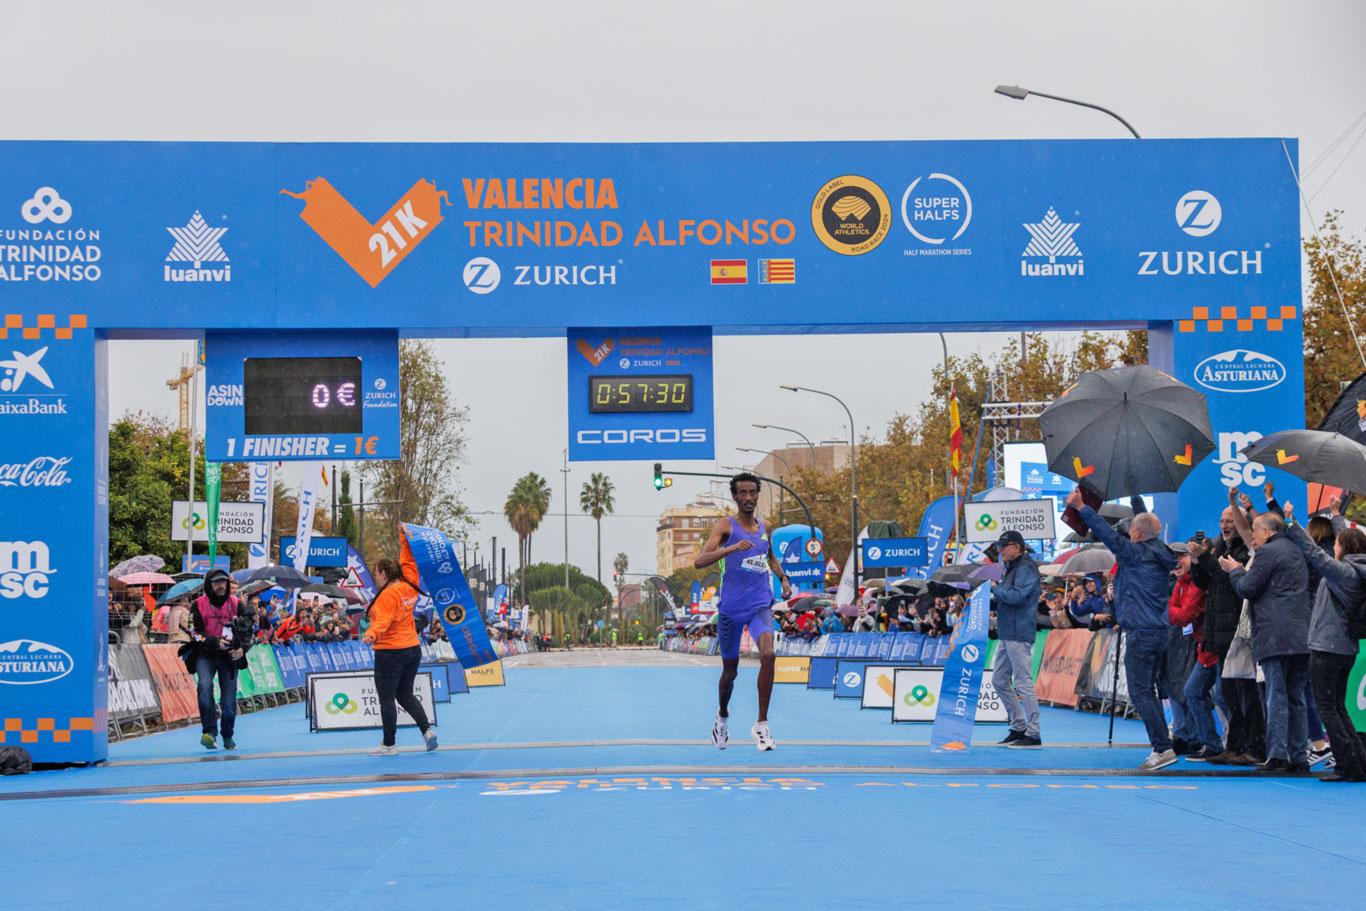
373, 646, 429, 747
1310, 651, 1366, 779
1224, 676, 1266, 759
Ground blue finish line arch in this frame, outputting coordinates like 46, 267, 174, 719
0, 138, 1304, 763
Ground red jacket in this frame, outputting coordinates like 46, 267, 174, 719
1168, 574, 1216, 667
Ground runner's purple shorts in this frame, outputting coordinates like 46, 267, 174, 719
717, 605, 774, 660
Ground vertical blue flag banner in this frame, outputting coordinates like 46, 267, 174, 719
914, 496, 957, 579
930, 583, 990, 752
344, 543, 377, 601
399, 523, 499, 669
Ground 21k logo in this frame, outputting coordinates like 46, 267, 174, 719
281, 177, 450, 287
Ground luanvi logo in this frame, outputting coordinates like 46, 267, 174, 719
281, 178, 450, 287
1020, 208, 1083, 277
165, 211, 230, 282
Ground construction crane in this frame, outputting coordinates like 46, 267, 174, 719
166, 352, 201, 437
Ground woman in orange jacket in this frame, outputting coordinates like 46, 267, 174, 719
363, 556, 437, 755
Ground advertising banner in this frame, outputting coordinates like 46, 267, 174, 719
1035, 629, 1093, 707
773, 656, 810, 684
171, 500, 266, 543
929, 583, 991, 749
245, 646, 285, 695
860, 664, 917, 709
892, 667, 1008, 723
1074, 629, 1130, 704
915, 496, 957, 579
205, 462, 222, 563
963, 498, 1057, 544
247, 461, 275, 568
144, 644, 199, 724
420, 663, 453, 702
566, 325, 714, 462
280, 535, 348, 568
807, 656, 839, 689
861, 538, 929, 568
401, 523, 498, 668
464, 661, 505, 687
308, 670, 435, 732
834, 659, 877, 699
107, 644, 159, 719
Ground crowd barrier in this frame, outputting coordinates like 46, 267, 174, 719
103, 638, 504, 740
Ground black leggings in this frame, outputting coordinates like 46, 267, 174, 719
1310, 651, 1366, 779
373, 646, 430, 747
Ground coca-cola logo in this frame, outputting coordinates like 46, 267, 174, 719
0, 456, 72, 488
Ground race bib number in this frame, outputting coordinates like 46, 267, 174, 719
742, 553, 768, 573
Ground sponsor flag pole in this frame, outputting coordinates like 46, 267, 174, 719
400, 523, 499, 668
205, 461, 222, 565
950, 383, 963, 557
929, 582, 990, 751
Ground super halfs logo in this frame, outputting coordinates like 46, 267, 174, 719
282, 178, 450, 287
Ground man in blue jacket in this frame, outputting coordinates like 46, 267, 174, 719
1066, 488, 1178, 771
990, 530, 1043, 748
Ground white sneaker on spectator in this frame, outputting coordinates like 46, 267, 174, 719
1138, 749, 1178, 771
751, 721, 776, 751
711, 713, 729, 750
368, 744, 399, 756
1308, 746, 1332, 767
423, 728, 439, 752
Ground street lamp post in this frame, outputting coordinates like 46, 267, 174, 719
780, 384, 858, 591
993, 85, 1141, 139
752, 423, 817, 468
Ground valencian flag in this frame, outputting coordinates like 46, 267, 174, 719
949, 383, 963, 479
399, 523, 499, 668
710, 259, 747, 284
758, 258, 795, 284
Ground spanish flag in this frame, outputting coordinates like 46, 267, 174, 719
949, 383, 962, 479
710, 259, 748, 284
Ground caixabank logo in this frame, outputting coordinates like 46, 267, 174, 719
281, 178, 451, 287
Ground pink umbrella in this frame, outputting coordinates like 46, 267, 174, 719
118, 572, 177, 586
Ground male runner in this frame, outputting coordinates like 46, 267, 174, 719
694, 473, 792, 750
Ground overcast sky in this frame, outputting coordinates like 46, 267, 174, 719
7, 1, 1363, 582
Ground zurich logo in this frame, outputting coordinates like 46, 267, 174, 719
961, 644, 980, 663
462, 257, 500, 294
1175, 191, 1221, 237
866, 546, 882, 561
1193, 349, 1285, 394
0, 638, 73, 685
842, 672, 861, 687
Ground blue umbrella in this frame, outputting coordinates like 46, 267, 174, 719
241, 564, 311, 588
156, 577, 203, 605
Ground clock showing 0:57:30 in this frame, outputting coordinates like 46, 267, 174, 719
587, 374, 693, 414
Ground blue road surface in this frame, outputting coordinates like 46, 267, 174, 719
2, 658, 1362, 909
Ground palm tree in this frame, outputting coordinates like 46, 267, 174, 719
612, 551, 629, 629
504, 472, 553, 613
579, 472, 615, 584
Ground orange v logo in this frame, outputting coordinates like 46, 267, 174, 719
282, 178, 449, 287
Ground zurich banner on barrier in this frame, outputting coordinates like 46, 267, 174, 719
400, 523, 499, 668
930, 583, 991, 751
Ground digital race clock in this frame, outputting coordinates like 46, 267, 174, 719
244, 357, 363, 434
588, 374, 693, 414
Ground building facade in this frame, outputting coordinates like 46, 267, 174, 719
656, 497, 731, 577
751, 443, 851, 525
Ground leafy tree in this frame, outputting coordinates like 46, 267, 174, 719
1302, 212, 1366, 429
579, 471, 615, 584
335, 469, 357, 547
362, 340, 473, 562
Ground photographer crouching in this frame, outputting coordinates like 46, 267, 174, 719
179, 568, 255, 750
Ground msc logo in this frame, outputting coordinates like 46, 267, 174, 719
463, 257, 501, 294
1214, 430, 1264, 487
0, 638, 73, 684
0, 541, 54, 599
1193, 350, 1286, 394
1175, 191, 1221, 237
206, 384, 243, 407
281, 177, 449, 288
811, 175, 891, 256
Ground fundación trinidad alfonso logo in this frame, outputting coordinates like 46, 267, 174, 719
281, 178, 450, 287
1021, 207, 1084, 277
811, 175, 891, 256
165, 211, 229, 282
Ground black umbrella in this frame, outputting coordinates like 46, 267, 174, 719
1040, 365, 1214, 499
302, 582, 366, 605
241, 564, 311, 589
1240, 430, 1366, 492
928, 564, 991, 590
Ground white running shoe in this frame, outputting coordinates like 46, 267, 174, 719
368, 744, 399, 756
423, 728, 439, 752
1138, 749, 1178, 771
751, 721, 776, 752
711, 713, 729, 750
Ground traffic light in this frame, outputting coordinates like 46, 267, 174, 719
653, 463, 671, 490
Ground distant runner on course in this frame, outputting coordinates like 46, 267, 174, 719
694, 472, 791, 751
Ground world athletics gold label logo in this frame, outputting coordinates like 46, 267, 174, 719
811, 175, 892, 255
444, 604, 467, 626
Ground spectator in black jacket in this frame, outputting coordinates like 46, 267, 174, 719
1187, 501, 1261, 764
